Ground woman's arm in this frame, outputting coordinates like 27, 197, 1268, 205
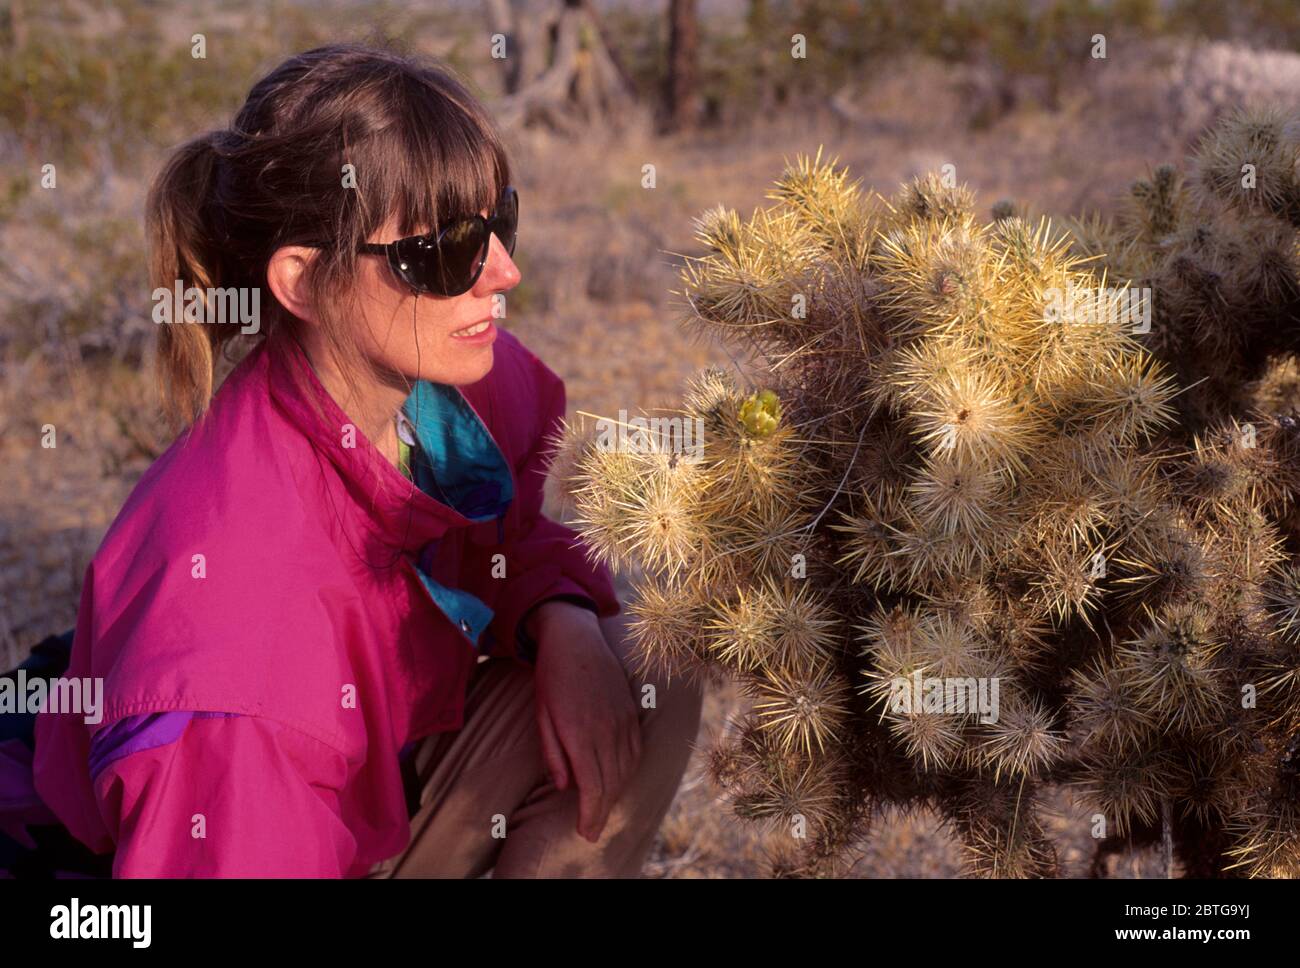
458, 338, 621, 663
450, 337, 639, 842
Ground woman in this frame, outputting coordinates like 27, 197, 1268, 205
2, 43, 702, 877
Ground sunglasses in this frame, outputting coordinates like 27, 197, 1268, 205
312, 186, 518, 297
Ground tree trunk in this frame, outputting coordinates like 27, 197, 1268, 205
487, 0, 641, 133
10, 0, 28, 48
663, 0, 700, 133
746, 0, 772, 119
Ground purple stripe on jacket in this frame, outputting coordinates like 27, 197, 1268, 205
88, 712, 240, 782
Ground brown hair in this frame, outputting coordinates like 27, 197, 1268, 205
146, 43, 512, 426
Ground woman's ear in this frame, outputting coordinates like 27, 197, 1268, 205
266, 246, 321, 325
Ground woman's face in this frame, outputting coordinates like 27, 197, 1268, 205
350, 207, 521, 387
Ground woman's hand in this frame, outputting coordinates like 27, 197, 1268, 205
528, 600, 642, 842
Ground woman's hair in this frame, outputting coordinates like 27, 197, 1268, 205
146, 43, 512, 426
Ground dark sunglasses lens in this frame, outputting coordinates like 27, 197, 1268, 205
394, 218, 487, 296
391, 235, 429, 292
490, 188, 518, 256
435, 217, 489, 295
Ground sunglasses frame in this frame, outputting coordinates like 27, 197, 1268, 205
305, 185, 518, 298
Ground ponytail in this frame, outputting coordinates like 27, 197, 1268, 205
145, 132, 229, 428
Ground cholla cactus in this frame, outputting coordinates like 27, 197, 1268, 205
1064, 107, 1300, 432
561, 118, 1300, 877
1059, 107, 1300, 877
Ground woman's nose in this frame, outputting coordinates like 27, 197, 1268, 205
475, 232, 520, 294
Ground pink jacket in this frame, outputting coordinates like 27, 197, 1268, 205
31, 330, 619, 877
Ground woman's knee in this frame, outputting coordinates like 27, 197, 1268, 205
635, 672, 704, 782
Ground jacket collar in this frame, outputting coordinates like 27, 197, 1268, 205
264, 334, 513, 558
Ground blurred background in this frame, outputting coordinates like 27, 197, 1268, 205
3, 0, 1299, 876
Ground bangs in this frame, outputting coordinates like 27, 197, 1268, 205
383, 69, 511, 239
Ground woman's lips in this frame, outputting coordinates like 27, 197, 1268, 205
450, 318, 496, 343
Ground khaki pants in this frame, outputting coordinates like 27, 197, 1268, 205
368, 613, 703, 878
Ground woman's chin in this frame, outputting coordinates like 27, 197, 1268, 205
437, 344, 495, 386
